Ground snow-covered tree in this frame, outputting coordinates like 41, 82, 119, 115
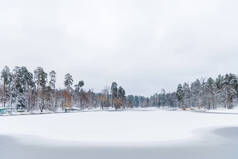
49, 71, 56, 90
111, 82, 118, 107
118, 86, 126, 108
190, 79, 201, 107
118, 86, 125, 99
49, 70, 57, 111
159, 89, 166, 106
75, 80, 84, 93
64, 73, 73, 91
74, 80, 85, 107
11, 66, 32, 110
111, 82, 118, 98
98, 87, 110, 109
205, 77, 216, 109
183, 82, 191, 108
34, 67, 47, 90
34, 67, 48, 112
176, 84, 184, 107
21, 67, 34, 111
221, 74, 237, 109
1, 66, 12, 107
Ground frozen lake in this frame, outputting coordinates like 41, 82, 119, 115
0, 109, 238, 159
1, 127, 238, 159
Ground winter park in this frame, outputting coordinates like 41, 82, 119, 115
1, 0, 238, 159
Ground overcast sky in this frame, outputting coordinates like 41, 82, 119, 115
0, 0, 238, 96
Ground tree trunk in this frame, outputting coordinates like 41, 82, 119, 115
3, 80, 5, 107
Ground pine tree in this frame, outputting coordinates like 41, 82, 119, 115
34, 67, 47, 90
118, 86, 125, 99
49, 70, 57, 111
118, 86, 126, 108
1, 66, 12, 107
111, 82, 118, 107
34, 67, 48, 112
74, 80, 85, 107
75, 80, 84, 93
183, 83, 191, 108
176, 84, 184, 108
190, 79, 201, 107
159, 89, 166, 106
64, 73, 73, 109
64, 73, 73, 91
127, 95, 134, 107
205, 77, 216, 109
134, 96, 139, 107
49, 71, 56, 90
11, 67, 27, 110
21, 67, 34, 111
221, 74, 237, 109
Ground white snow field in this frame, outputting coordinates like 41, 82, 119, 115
0, 108, 238, 159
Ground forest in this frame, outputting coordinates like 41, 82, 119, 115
0, 65, 238, 113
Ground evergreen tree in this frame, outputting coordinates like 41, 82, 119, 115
49, 70, 57, 111
118, 86, 125, 99
205, 77, 216, 109
12, 67, 27, 110
134, 96, 139, 107
176, 84, 184, 107
118, 86, 126, 108
64, 73, 73, 91
34, 67, 47, 90
1, 66, 12, 107
190, 79, 201, 107
159, 89, 166, 106
74, 80, 85, 107
221, 74, 237, 109
49, 71, 56, 90
183, 83, 191, 108
127, 95, 134, 107
21, 67, 34, 111
75, 80, 84, 93
34, 67, 48, 112
111, 82, 118, 107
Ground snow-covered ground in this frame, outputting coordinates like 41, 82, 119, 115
0, 108, 238, 159
206, 107, 238, 114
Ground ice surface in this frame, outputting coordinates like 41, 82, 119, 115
0, 108, 238, 159
0, 108, 238, 145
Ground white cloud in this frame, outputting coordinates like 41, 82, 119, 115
0, 0, 237, 96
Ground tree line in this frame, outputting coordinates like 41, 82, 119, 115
0, 66, 135, 112
174, 74, 238, 109
150, 74, 238, 109
1, 65, 238, 113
